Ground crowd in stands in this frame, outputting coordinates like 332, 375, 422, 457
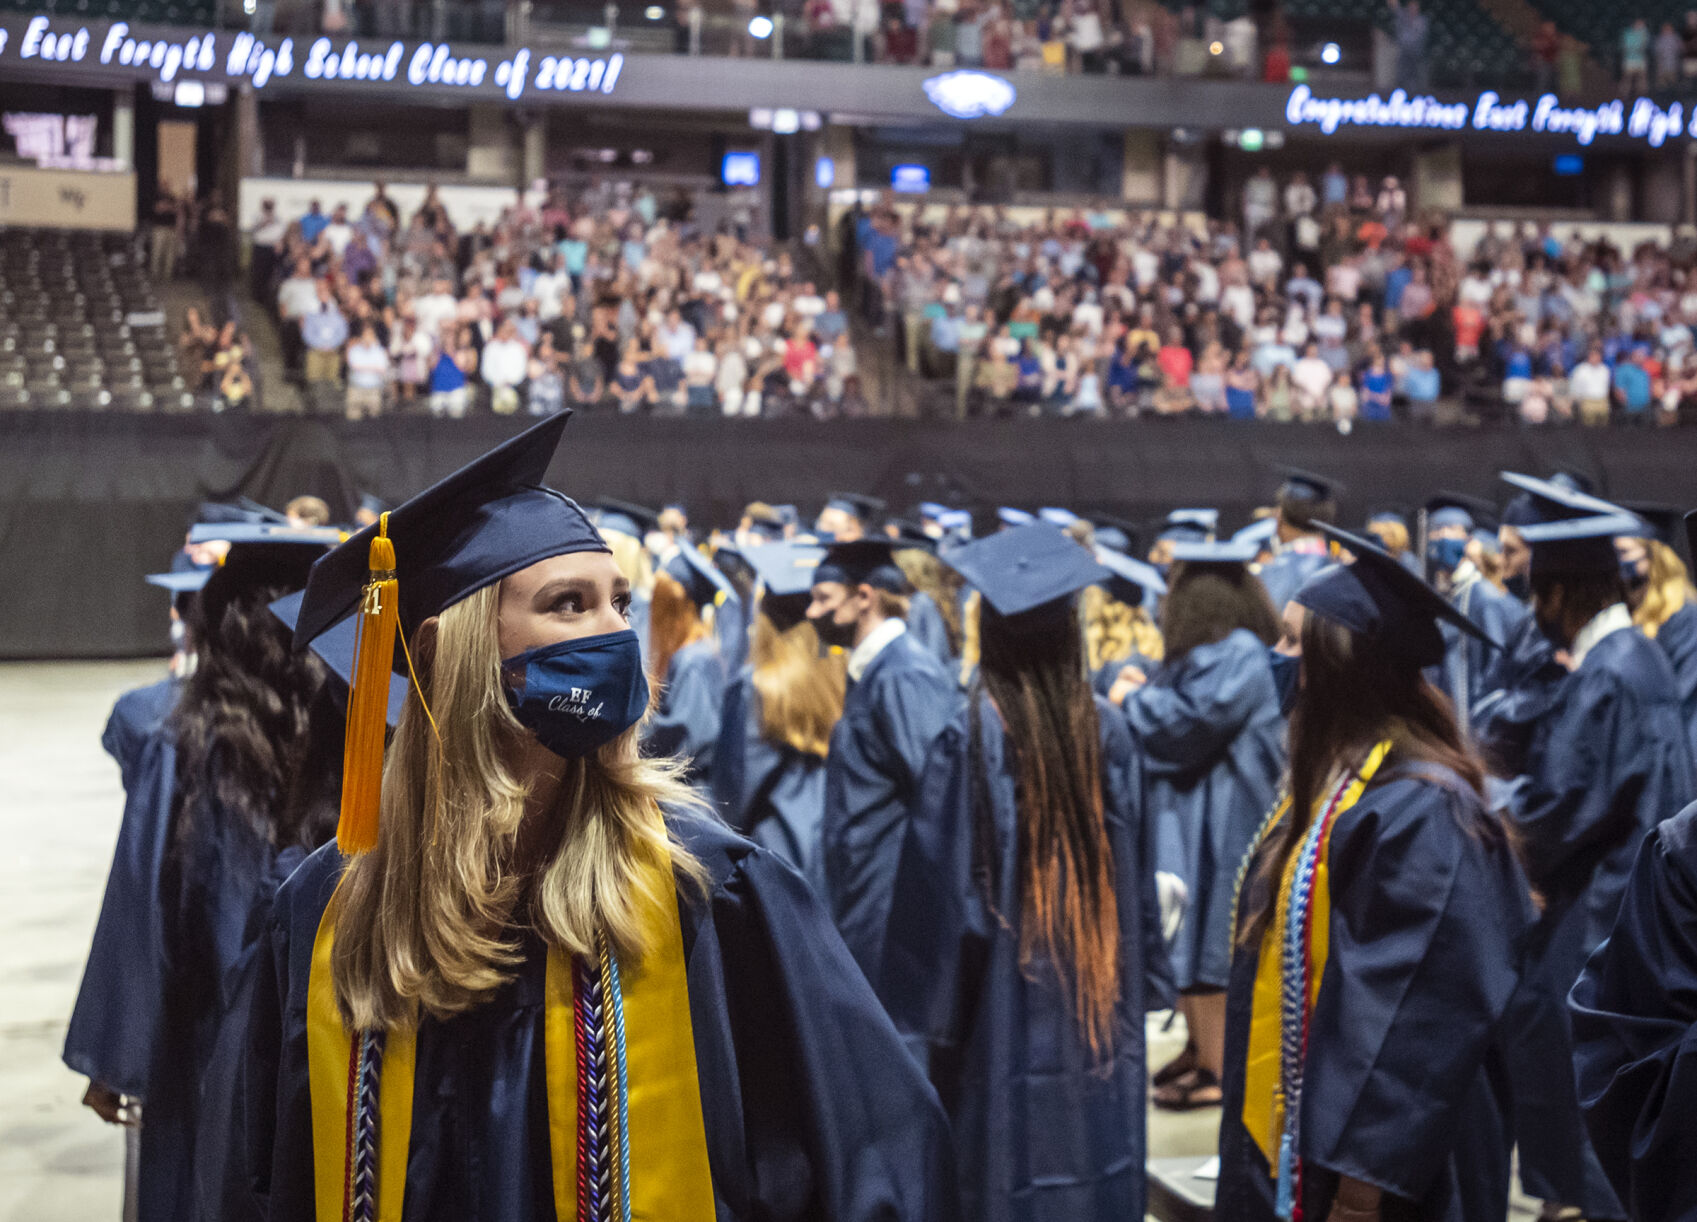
860, 169, 1697, 426
252, 182, 866, 419
1617, 13, 1697, 92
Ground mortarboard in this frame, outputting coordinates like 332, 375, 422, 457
824, 492, 886, 526
1094, 526, 1131, 553
1425, 492, 1492, 532
293, 413, 606, 856
1297, 524, 1498, 669
1618, 501, 1684, 549
942, 523, 1110, 620
936, 509, 973, 541
1499, 472, 1622, 525
743, 542, 825, 600
814, 538, 908, 593
268, 591, 407, 728
1038, 507, 1079, 528
1233, 518, 1279, 549
663, 544, 735, 609
1277, 467, 1341, 503
189, 522, 348, 547
997, 507, 1035, 528
591, 497, 661, 540
1168, 508, 1220, 532
357, 492, 391, 517
773, 504, 800, 529
888, 520, 938, 553
1520, 512, 1645, 579
1096, 545, 1168, 603
1171, 538, 1261, 565
199, 529, 345, 636
238, 495, 291, 525
193, 501, 271, 528
917, 501, 950, 522
146, 569, 213, 594
1367, 509, 1408, 528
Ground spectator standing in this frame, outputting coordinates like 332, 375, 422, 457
389, 314, 433, 407
149, 187, 182, 284
1243, 167, 1278, 241
1291, 342, 1334, 420
344, 324, 390, 420
248, 198, 286, 306
1402, 348, 1442, 424
1656, 21, 1683, 88
427, 330, 470, 418
1622, 18, 1650, 92
1570, 346, 1613, 425
1390, 0, 1429, 90
301, 287, 349, 393
527, 332, 566, 416
480, 318, 529, 415
1072, 0, 1107, 72
1532, 20, 1560, 92
298, 200, 328, 245
1224, 349, 1259, 420
1322, 162, 1349, 209
1613, 350, 1653, 423
1360, 351, 1395, 421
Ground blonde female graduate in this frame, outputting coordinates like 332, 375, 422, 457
227, 414, 955, 1222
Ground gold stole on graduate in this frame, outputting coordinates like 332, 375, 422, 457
1240, 740, 1391, 1176
306, 855, 717, 1222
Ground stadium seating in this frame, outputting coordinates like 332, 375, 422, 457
0, 230, 194, 412
0, 0, 215, 27
1527, 0, 1678, 76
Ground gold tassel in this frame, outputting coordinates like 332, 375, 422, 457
336, 513, 399, 855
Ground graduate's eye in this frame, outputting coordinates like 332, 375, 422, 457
614, 594, 632, 622
551, 592, 584, 615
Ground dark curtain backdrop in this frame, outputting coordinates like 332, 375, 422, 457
5, 412, 1696, 659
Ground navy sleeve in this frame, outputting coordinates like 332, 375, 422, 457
645, 645, 726, 777
1571, 803, 1697, 1222
866, 664, 960, 792
1099, 701, 1176, 1012
1120, 630, 1272, 770
1302, 779, 1527, 1202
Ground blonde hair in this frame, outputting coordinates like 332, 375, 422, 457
648, 572, 712, 686
895, 549, 965, 655
330, 583, 706, 1030
1083, 585, 1164, 673
750, 613, 845, 758
1634, 540, 1696, 639
605, 530, 654, 597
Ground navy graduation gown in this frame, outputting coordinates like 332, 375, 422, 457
101, 676, 179, 789
229, 816, 958, 1222
1438, 576, 1526, 737
711, 668, 830, 895
1570, 800, 1697, 1222
714, 590, 749, 680
880, 692, 1171, 1222
905, 592, 956, 669
1654, 601, 1697, 758
1217, 768, 1533, 1222
822, 628, 962, 982
644, 638, 726, 784
1119, 629, 1284, 991
1496, 624, 1696, 1217
1257, 543, 1330, 613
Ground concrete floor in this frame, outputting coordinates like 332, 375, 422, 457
0, 660, 160, 1221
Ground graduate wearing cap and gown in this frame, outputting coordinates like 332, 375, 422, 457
642, 545, 731, 786
1365, 511, 1423, 577
1486, 493, 1696, 1221
880, 524, 1173, 1222
711, 543, 841, 894
817, 491, 886, 543
589, 500, 660, 665
887, 521, 956, 669
1217, 525, 1534, 1222
66, 527, 350, 1222
1258, 472, 1339, 614
101, 568, 209, 787
1088, 547, 1167, 699
1423, 496, 1527, 739
1569, 795, 1697, 1222
228, 415, 957, 1222
1618, 506, 1697, 758
809, 537, 962, 982
1109, 536, 1285, 1109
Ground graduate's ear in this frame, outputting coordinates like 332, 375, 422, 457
412, 615, 440, 677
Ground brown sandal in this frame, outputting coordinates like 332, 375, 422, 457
1151, 1041, 1199, 1088
1152, 1067, 1223, 1111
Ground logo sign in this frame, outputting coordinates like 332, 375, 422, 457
1285, 82, 1692, 148
922, 70, 1016, 119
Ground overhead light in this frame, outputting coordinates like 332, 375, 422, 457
1320, 41, 1340, 64
748, 15, 773, 38
174, 81, 206, 108
772, 107, 800, 134
1239, 128, 1264, 151
645, 4, 663, 16
749, 106, 773, 129
814, 155, 834, 188
1208, 40, 1223, 55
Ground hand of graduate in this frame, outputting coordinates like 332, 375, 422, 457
1108, 664, 1149, 705
81, 1080, 136, 1127
1326, 1176, 1382, 1222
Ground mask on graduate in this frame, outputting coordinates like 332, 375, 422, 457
1426, 536, 1468, 575
501, 629, 649, 760
1620, 558, 1649, 597
1268, 649, 1300, 717
1505, 571, 1531, 602
811, 610, 858, 653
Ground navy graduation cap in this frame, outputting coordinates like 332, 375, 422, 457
1520, 512, 1646, 578
1618, 501, 1684, 549
238, 495, 291, 525
146, 569, 213, 594
1499, 471, 1623, 524
663, 544, 735, 609
1277, 467, 1341, 504
813, 538, 908, 594
743, 542, 825, 600
1038, 507, 1079, 528
1425, 492, 1494, 532
294, 412, 606, 855
268, 590, 407, 728
591, 497, 661, 541
998, 507, 1035, 528
1171, 537, 1261, 565
188, 522, 348, 547
888, 520, 938, 553
198, 529, 346, 634
1233, 518, 1279, 549
1095, 545, 1167, 603
825, 492, 886, 527
942, 523, 1110, 619
1297, 523, 1499, 669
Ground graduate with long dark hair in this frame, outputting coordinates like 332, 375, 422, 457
1217, 526, 1534, 1222
65, 527, 347, 1222
880, 523, 1171, 1222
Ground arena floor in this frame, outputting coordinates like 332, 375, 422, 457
0, 659, 1225, 1220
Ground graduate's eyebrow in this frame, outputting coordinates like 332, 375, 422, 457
531, 578, 598, 609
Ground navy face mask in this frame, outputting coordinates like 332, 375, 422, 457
1427, 535, 1468, 575
501, 629, 649, 760
1268, 649, 1300, 717
1505, 571, 1531, 602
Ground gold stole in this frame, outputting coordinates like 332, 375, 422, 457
1240, 740, 1391, 1166
306, 857, 717, 1221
